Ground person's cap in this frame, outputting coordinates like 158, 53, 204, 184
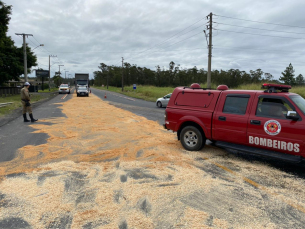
24, 82, 30, 86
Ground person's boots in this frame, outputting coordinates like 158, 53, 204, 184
29, 113, 38, 122
23, 114, 30, 122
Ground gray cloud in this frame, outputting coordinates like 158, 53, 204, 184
6, 0, 305, 80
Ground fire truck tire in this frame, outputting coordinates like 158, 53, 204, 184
180, 126, 205, 151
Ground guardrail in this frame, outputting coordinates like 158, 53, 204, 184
0, 87, 21, 97
0, 102, 13, 108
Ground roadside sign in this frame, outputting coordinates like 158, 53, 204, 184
133, 84, 136, 90
36, 70, 49, 78
36, 70, 49, 91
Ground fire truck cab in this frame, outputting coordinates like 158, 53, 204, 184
164, 83, 305, 162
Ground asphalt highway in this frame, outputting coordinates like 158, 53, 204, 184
0, 88, 166, 164
0, 92, 72, 163
91, 88, 166, 125
0, 88, 304, 228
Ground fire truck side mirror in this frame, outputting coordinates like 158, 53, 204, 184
286, 111, 299, 120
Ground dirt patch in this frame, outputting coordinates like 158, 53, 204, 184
0, 93, 305, 228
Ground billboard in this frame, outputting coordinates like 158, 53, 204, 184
35, 70, 49, 91
36, 70, 49, 78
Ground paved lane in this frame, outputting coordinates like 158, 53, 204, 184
0, 91, 304, 228
91, 88, 166, 124
0, 91, 73, 163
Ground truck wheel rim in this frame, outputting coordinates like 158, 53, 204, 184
183, 131, 198, 147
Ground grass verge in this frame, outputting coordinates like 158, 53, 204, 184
0, 94, 43, 117
93, 83, 305, 102
235, 83, 305, 98
38, 88, 59, 93
93, 85, 175, 102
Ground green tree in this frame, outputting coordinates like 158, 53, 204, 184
295, 74, 305, 85
0, 1, 37, 86
155, 65, 162, 86
250, 69, 264, 83
264, 73, 274, 81
94, 63, 108, 86
168, 61, 175, 85
53, 72, 63, 87
240, 71, 251, 84
93, 70, 103, 86
279, 63, 295, 85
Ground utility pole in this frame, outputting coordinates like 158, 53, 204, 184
207, 12, 213, 89
65, 71, 69, 79
107, 67, 110, 90
15, 33, 33, 82
122, 57, 124, 91
58, 65, 64, 77
49, 55, 57, 91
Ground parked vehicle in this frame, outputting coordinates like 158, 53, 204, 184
58, 84, 70, 94
77, 86, 89, 97
156, 93, 172, 108
164, 83, 305, 162
75, 73, 89, 93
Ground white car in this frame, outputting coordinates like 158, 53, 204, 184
77, 86, 89, 97
58, 84, 70, 94
156, 93, 172, 108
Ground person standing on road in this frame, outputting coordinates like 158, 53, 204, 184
21, 82, 38, 122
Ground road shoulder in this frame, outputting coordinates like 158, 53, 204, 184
0, 92, 58, 127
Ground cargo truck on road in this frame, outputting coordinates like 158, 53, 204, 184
75, 73, 89, 93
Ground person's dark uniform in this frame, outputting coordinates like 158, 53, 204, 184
21, 82, 38, 122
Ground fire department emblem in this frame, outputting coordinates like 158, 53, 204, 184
264, 120, 281, 136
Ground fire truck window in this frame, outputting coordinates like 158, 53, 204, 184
290, 95, 305, 115
223, 97, 249, 115
256, 98, 292, 118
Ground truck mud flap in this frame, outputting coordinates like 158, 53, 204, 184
214, 141, 302, 163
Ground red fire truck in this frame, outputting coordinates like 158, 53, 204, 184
164, 83, 305, 162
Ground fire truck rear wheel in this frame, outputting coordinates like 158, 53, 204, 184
180, 126, 205, 151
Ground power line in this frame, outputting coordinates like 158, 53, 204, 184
124, 31, 204, 64
216, 22, 305, 35
27, 36, 40, 46
32, 36, 42, 46
153, 23, 206, 48
33, 36, 52, 53
160, 31, 203, 48
4, 45, 302, 56
114, 16, 208, 66
26, 37, 39, 48
216, 29, 305, 40
213, 57, 305, 66
139, 17, 206, 52
27, 37, 48, 54
49, 50, 142, 54
215, 14, 305, 29
213, 46, 305, 54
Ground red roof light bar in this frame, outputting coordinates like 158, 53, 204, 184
262, 83, 291, 90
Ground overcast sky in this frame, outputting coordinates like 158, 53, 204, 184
5, 0, 305, 81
